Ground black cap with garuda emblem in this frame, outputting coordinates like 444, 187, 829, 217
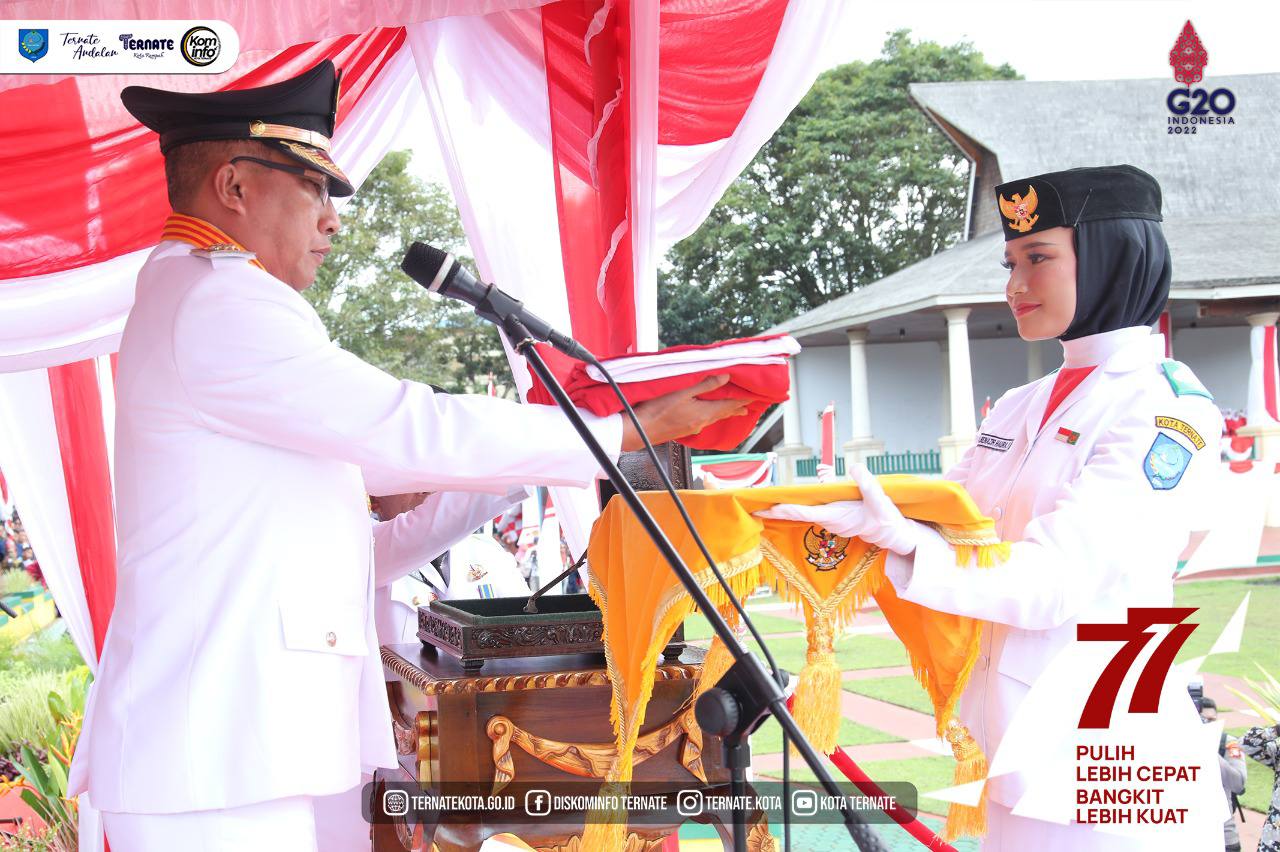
993, 164, 1162, 241
120, 60, 354, 197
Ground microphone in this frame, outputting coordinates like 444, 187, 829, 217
401, 242, 590, 361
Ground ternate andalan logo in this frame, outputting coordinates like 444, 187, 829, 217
1166, 21, 1236, 134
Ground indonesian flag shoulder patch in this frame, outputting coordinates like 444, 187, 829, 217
1055, 427, 1080, 445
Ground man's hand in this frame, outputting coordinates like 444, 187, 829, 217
621, 374, 750, 451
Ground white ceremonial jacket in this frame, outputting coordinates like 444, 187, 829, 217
886, 327, 1223, 811
69, 241, 620, 814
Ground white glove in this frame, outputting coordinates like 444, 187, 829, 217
754, 464, 923, 556
816, 462, 836, 483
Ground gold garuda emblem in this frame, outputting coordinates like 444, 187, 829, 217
804, 525, 850, 571
999, 186, 1039, 233
466, 563, 488, 582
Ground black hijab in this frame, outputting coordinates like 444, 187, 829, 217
1061, 217, 1171, 341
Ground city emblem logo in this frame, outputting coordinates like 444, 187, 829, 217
18, 29, 48, 63
998, 186, 1039, 234
804, 526, 850, 571
1143, 433, 1192, 490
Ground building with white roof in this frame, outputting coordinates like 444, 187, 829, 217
747, 73, 1280, 483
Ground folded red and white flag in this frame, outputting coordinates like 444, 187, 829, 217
528, 334, 800, 450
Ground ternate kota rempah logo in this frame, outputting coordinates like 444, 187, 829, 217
1165, 20, 1236, 133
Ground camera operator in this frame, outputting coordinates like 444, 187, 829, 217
1193, 683, 1247, 852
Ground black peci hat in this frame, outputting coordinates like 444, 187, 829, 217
121, 60, 353, 197
993, 165, 1162, 242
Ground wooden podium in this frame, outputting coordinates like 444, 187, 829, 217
375, 643, 774, 851
372, 444, 772, 851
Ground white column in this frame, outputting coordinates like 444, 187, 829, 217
1240, 312, 1280, 463
938, 307, 977, 470
777, 357, 813, 484
1027, 339, 1044, 382
1244, 312, 1280, 428
841, 329, 884, 468
1237, 312, 1280, 524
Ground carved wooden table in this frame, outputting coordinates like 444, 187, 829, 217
374, 643, 774, 852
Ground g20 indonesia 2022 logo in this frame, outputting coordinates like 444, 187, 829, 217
1166, 20, 1236, 134
18, 29, 48, 63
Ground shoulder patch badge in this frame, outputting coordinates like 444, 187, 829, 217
1155, 416, 1206, 450
1160, 360, 1214, 400
190, 244, 257, 263
1144, 433, 1193, 490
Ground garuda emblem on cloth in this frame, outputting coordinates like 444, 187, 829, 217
999, 186, 1039, 233
803, 525, 850, 571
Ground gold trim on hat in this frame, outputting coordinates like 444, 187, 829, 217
279, 141, 351, 184
248, 121, 332, 152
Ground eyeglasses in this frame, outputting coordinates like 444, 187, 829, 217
230, 156, 330, 205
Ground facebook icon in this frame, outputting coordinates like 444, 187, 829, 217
524, 789, 552, 816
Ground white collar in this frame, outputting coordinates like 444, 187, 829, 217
1060, 326, 1158, 369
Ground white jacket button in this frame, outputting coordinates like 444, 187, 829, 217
326, 631, 337, 647
993, 507, 1003, 520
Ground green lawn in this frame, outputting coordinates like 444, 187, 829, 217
721, 634, 909, 677
762, 754, 959, 817
1174, 577, 1280, 680
750, 715, 903, 755
859, 755, 961, 816
843, 675, 935, 716
1227, 725, 1279, 815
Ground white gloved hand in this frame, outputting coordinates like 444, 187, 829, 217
754, 464, 922, 556
815, 462, 836, 483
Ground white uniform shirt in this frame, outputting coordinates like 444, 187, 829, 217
886, 327, 1222, 813
69, 241, 621, 814
372, 490, 525, 646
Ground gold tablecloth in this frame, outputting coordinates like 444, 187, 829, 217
583, 477, 1008, 848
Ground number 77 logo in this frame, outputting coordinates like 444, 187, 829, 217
1076, 607, 1198, 729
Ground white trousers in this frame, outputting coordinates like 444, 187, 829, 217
101, 780, 372, 852
102, 796, 319, 852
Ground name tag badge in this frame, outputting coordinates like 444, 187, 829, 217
977, 432, 1014, 452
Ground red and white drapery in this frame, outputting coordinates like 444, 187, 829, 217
693, 453, 776, 489
0, 1, 843, 842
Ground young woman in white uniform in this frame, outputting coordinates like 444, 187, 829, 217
762, 165, 1224, 850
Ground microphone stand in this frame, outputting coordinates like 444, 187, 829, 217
503, 316, 885, 852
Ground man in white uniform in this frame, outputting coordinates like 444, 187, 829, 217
68, 61, 747, 850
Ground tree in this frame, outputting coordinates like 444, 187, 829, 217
659, 30, 1019, 345
304, 150, 510, 393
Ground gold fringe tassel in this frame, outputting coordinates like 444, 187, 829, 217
792, 615, 841, 754
942, 719, 988, 841
583, 557, 762, 852
582, 779, 630, 852
756, 540, 886, 752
